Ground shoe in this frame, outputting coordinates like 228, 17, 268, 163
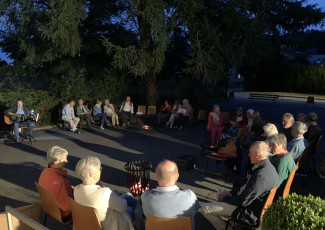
166, 121, 170, 126
16, 139, 21, 143
74, 129, 81, 134
122, 123, 126, 128
178, 126, 183, 131
172, 126, 178, 130
100, 126, 104, 130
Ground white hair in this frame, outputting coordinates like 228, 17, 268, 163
268, 133, 287, 150
252, 141, 270, 160
75, 157, 101, 182
263, 123, 278, 137
283, 113, 294, 122
47, 146, 68, 165
292, 121, 307, 135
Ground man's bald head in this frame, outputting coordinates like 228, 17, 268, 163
155, 160, 179, 187
249, 141, 270, 165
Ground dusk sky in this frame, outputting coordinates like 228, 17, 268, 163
1, 0, 325, 63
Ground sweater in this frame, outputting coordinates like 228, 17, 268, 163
38, 166, 74, 217
287, 137, 309, 161
269, 152, 296, 186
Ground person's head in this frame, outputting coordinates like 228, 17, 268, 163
96, 99, 102, 106
182, 99, 189, 106
105, 99, 110, 105
263, 123, 278, 138
268, 133, 287, 155
126, 96, 131, 102
16, 99, 23, 109
236, 107, 243, 116
78, 99, 83, 106
291, 121, 307, 138
213, 105, 220, 114
282, 113, 294, 128
307, 112, 318, 124
75, 156, 102, 184
164, 100, 168, 106
297, 113, 306, 123
249, 141, 270, 165
47, 146, 69, 169
253, 111, 260, 119
155, 160, 179, 187
68, 99, 75, 107
247, 109, 254, 119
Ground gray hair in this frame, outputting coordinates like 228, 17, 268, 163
252, 141, 270, 160
47, 146, 68, 165
78, 99, 83, 103
253, 111, 260, 117
268, 133, 287, 150
156, 160, 178, 184
283, 113, 294, 122
292, 121, 307, 135
263, 123, 278, 137
307, 112, 318, 122
75, 156, 101, 182
182, 99, 189, 106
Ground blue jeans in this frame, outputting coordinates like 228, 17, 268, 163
120, 193, 137, 221
228, 126, 239, 136
94, 113, 108, 126
14, 122, 35, 141
157, 112, 168, 122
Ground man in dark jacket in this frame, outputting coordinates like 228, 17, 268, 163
200, 141, 279, 229
4, 99, 35, 142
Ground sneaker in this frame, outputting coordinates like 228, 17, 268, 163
178, 126, 183, 131
74, 129, 81, 134
100, 126, 104, 130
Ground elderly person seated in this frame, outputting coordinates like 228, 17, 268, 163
282, 113, 294, 142
93, 99, 110, 130
207, 105, 224, 147
38, 146, 74, 222
141, 160, 199, 230
76, 99, 94, 132
297, 113, 308, 127
74, 156, 135, 230
62, 99, 80, 133
268, 134, 296, 186
287, 121, 309, 162
228, 107, 247, 136
104, 99, 119, 127
166, 99, 193, 131
119, 96, 134, 127
157, 100, 172, 124
263, 123, 278, 144
165, 100, 181, 128
304, 112, 322, 144
237, 109, 254, 144
200, 141, 279, 229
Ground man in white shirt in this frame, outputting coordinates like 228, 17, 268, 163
141, 160, 199, 230
119, 96, 134, 127
62, 99, 80, 133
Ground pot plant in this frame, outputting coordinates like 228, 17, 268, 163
262, 193, 325, 230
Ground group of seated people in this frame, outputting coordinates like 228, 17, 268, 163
61, 96, 134, 133
156, 99, 193, 131
38, 146, 199, 230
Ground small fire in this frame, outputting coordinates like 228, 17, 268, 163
142, 125, 151, 130
130, 179, 150, 195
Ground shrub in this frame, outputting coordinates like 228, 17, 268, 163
262, 193, 325, 230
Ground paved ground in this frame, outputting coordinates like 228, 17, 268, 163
0, 94, 324, 229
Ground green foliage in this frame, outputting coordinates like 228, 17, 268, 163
262, 193, 325, 230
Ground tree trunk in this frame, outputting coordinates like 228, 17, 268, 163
145, 71, 158, 105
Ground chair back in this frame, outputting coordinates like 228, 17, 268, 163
147, 106, 157, 116
218, 140, 237, 157
306, 96, 314, 104
222, 112, 230, 126
145, 214, 191, 230
34, 182, 63, 224
197, 109, 206, 121
282, 165, 298, 199
69, 198, 101, 230
259, 187, 277, 227
136, 105, 146, 116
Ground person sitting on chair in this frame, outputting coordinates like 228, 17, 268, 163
157, 100, 172, 124
304, 112, 322, 144
228, 107, 247, 136
76, 99, 93, 132
237, 109, 254, 145
74, 156, 135, 230
165, 100, 181, 129
207, 105, 224, 147
287, 121, 309, 162
104, 99, 119, 128
200, 141, 279, 230
119, 96, 134, 127
281, 113, 294, 142
268, 134, 296, 186
141, 160, 200, 230
62, 99, 80, 133
38, 146, 74, 222
4, 99, 35, 142
93, 99, 110, 130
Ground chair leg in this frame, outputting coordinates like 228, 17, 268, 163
225, 219, 230, 230
43, 213, 47, 226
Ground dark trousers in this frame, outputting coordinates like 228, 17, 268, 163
94, 113, 108, 126
120, 111, 131, 124
78, 114, 93, 129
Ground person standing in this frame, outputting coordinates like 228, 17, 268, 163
76, 99, 93, 131
62, 99, 80, 133
207, 105, 224, 146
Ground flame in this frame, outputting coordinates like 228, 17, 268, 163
129, 178, 149, 195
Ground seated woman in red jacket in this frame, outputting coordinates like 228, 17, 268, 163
228, 107, 247, 136
207, 105, 224, 146
157, 100, 172, 124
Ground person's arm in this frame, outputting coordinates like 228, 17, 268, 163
167, 104, 172, 113
108, 190, 127, 213
62, 105, 67, 116
131, 103, 134, 114
71, 107, 76, 119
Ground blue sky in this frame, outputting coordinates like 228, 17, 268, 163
1, 0, 325, 63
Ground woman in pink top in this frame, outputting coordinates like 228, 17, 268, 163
207, 105, 224, 146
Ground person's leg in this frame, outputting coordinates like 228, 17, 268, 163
113, 114, 119, 126
169, 114, 176, 128
14, 122, 20, 140
157, 112, 162, 122
73, 118, 80, 130
240, 129, 248, 144
95, 113, 104, 126
210, 125, 217, 144
85, 115, 93, 129
231, 128, 239, 136
120, 111, 127, 125
228, 126, 234, 135
216, 127, 223, 143
27, 122, 35, 135
200, 202, 237, 230
62, 116, 74, 131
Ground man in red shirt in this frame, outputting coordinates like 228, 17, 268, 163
38, 146, 74, 221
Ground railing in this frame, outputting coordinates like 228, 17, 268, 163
5, 206, 50, 230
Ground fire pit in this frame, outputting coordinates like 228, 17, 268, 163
125, 161, 152, 196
